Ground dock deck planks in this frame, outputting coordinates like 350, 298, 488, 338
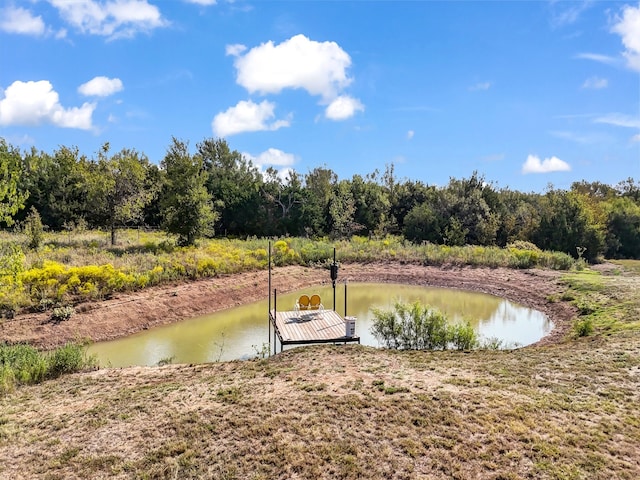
270, 309, 360, 346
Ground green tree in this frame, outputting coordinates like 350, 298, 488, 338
532, 189, 605, 262
198, 138, 263, 236
0, 139, 28, 226
261, 168, 305, 236
141, 163, 165, 228
303, 166, 337, 236
571, 180, 617, 199
495, 189, 540, 246
390, 179, 433, 233
442, 172, 500, 246
403, 202, 443, 244
86, 144, 156, 245
605, 197, 640, 259
24, 207, 44, 250
328, 179, 361, 238
616, 177, 640, 202
160, 138, 218, 246
19, 146, 89, 230
351, 172, 390, 236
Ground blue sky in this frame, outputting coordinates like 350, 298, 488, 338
1, 0, 639, 193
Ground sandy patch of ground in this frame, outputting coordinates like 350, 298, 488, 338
0, 263, 575, 349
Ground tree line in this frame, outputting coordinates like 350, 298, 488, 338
1, 137, 639, 261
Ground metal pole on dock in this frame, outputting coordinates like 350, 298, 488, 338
268, 241, 271, 353
331, 248, 338, 311
273, 289, 277, 356
344, 281, 348, 318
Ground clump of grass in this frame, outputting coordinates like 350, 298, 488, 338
574, 318, 594, 337
372, 379, 410, 395
0, 342, 97, 395
479, 336, 505, 350
156, 356, 175, 366
216, 386, 241, 404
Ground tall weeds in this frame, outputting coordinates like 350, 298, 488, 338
0, 230, 577, 316
0, 342, 96, 395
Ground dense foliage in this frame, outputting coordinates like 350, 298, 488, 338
371, 301, 478, 351
2, 136, 639, 260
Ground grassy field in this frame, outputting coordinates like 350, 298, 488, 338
0, 261, 638, 479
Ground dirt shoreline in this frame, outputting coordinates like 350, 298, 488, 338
0, 263, 576, 349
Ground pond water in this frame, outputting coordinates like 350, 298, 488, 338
87, 283, 552, 367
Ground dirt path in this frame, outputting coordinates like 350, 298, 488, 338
0, 263, 576, 349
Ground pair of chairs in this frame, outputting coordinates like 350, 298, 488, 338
295, 294, 323, 312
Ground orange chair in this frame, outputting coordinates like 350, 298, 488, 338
295, 294, 310, 312
309, 294, 324, 310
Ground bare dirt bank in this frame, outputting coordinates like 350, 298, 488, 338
0, 263, 576, 349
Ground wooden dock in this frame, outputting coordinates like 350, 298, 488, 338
269, 309, 360, 348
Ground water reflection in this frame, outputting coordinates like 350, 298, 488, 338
88, 283, 552, 367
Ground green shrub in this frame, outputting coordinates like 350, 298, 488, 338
449, 321, 478, 350
508, 248, 539, 269
50, 305, 75, 323
0, 344, 48, 386
507, 241, 541, 252
24, 207, 45, 250
372, 301, 458, 351
0, 342, 97, 395
48, 343, 92, 377
575, 300, 598, 316
0, 365, 16, 394
574, 317, 594, 337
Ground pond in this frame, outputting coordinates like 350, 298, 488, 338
87, 283, 552, 367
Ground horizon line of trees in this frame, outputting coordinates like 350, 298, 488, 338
1, 136, 639, 262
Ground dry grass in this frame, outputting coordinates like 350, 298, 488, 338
1, 265, 639, 479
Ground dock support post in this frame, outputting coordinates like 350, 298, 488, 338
344, 281, 348, 317
273, 289, 277, 356
268, 241, 271, 355
331, 248, 338, 311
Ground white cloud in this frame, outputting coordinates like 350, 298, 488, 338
632, 133, 640, 142
407, 130, 415, 140
243, 150, 295, 182
574, 52, 620, 65
611, 4, 640, 71
232, 34, 353, 100
595, 113, 640, 129
49, 0, 167, 39
0, 80, 95, 129
325, 95, 364, 120
581, 76, 608, 89
549, 0, 592, 28
184, 0, 217, 5
255, 148, 296, 166
469, 81, 491, 91
78, 76, 123, 96
212, 99, 290, 137
550, 130, 610, 144
0, 6, 45, 35
522, 155, 571, 174
226, 43, 247, 56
